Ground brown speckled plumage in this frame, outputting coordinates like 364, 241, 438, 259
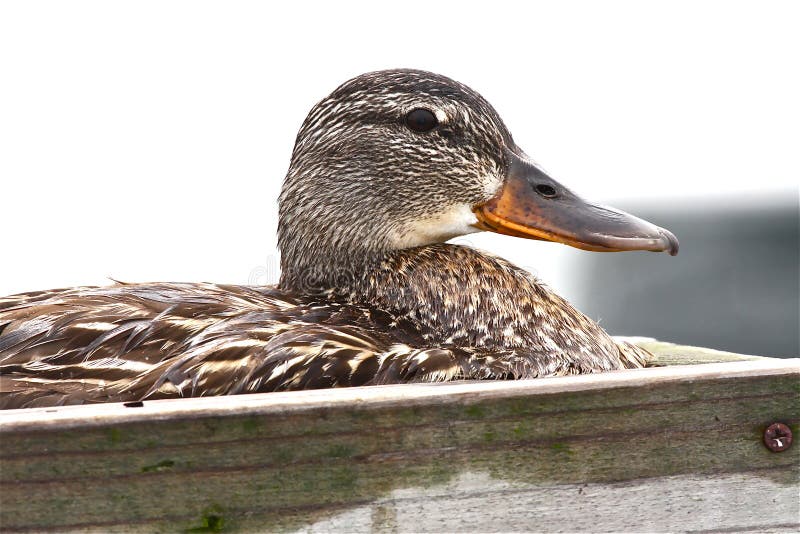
0, 70, 660, 409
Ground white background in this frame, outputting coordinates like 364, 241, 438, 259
1, 1, 798, 298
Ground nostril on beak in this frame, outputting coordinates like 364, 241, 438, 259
534, 183, 557, 198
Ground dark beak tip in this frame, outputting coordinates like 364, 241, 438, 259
659, 228, 680, 256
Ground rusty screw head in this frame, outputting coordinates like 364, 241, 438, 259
763, 423, 793, 452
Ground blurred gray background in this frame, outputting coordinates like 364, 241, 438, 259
571, 196, 799, 358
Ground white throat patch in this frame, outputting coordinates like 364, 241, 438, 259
388, 203, 482, 249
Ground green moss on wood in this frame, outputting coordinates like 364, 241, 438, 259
187, 506, 225, 533
141, 460, 176, 473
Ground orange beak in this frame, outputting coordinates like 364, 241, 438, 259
473, 151, 679, 255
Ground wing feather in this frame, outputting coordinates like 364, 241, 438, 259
0, 282, 648, 409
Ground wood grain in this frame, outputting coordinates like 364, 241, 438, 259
0, 342, 797, 532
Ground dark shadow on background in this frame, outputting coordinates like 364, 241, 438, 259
574, 195, 799, 358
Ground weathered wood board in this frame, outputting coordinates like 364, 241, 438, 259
0, 341, 798, 532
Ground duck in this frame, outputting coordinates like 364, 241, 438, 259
0, 69, 678, 409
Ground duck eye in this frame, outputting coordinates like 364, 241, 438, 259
405, 108, 438, 133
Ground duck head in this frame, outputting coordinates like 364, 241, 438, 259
278, 69, 678, 292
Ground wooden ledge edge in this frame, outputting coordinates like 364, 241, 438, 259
1, 357, 797, 432
619, 337, 775, 365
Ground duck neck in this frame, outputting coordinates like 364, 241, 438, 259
278, 243, 389, 298
280, 243, 606, 350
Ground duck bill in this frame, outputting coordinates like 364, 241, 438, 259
473, 151, 679, 255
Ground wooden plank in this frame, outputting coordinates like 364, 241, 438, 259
0, 352, 794, 432
290, 471, 800, 534
0, 350, 797, 532
623, 337, 770, 366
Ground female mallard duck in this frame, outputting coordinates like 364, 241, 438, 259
0, 69, 678, 409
